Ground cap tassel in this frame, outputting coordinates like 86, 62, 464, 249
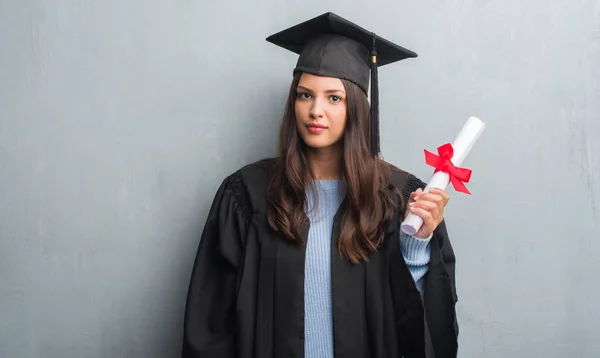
370, 32, 380, 157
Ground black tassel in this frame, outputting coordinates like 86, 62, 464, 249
370, 32, 380, 157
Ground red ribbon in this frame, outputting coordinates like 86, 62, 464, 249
424, 143, 472, 194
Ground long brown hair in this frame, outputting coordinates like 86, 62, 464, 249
267, 72, 399, 264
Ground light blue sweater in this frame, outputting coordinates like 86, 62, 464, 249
304, 180, 431, 358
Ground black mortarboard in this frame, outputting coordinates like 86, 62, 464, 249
266, 12, 417, 156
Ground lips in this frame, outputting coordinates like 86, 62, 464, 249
306, 122, 327, 134
307, 122, 327, 129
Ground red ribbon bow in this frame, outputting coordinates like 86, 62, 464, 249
424, 143, 473, 194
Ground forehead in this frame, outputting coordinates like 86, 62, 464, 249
297, 73, 345, 91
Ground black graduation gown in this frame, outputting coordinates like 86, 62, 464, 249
181, 158, 458, 358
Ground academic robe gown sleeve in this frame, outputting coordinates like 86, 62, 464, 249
181, 175, 249, 358
402, 173, 459, 358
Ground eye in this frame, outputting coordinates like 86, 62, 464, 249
297, 92, 312, 99
330, 95, 343, 102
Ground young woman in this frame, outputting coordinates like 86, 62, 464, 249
182, 12, 458, 358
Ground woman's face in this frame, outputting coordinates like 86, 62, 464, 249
295, 73, 347, 151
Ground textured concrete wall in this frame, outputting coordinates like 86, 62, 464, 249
1, 1, 599, 357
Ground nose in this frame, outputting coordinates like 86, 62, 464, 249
309, 98, 324, 119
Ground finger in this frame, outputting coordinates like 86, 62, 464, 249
409, 188, 423, 203
412, 187, 424, 201
410, 199, 437, 211
415, 192, 444, 203
405, 189, 421, 218
409, 206, 434, 222
416, 206, 438, 232
411, 201, 443, 224
410, 206, 437, 233
430, 188, 450, 202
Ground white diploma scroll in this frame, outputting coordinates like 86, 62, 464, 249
400, 116, 486, 236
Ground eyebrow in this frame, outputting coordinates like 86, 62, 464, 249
296, 85, 346, 94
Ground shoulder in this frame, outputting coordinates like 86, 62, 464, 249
223, 157, 276, 193
383, 161, 427, 204
218, 157, 277, 215
237, 157, 278, 183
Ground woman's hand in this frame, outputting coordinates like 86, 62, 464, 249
404, 187, 450, 239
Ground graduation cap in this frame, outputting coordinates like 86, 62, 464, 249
266, 12, 417, 156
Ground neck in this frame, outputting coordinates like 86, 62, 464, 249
306, 145, 342, 180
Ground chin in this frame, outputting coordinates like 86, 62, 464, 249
301, 136, 340, 150
306, 143, 332, 150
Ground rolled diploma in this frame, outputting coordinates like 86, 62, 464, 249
400, 116, 486, 236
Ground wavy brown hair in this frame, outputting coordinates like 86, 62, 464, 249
267, 72, 400, 264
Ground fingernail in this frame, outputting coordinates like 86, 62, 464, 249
414, 196, 419, 201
